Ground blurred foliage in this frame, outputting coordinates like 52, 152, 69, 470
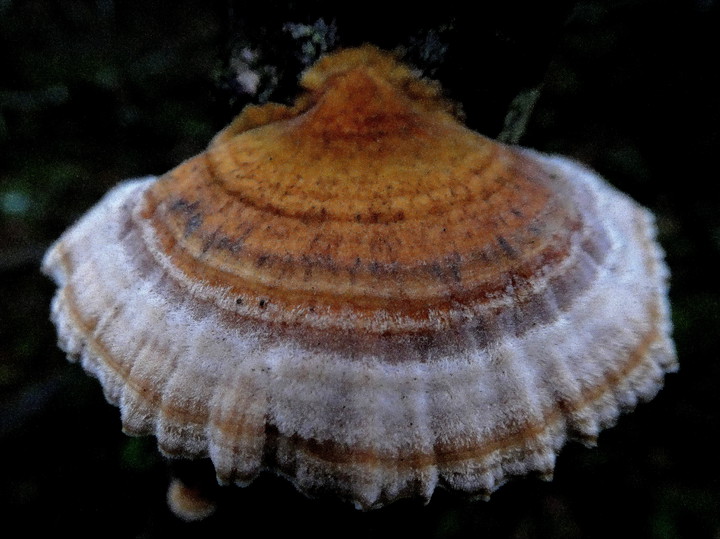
1, 1, 719, 537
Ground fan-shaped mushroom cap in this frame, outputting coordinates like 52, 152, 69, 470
43, 45, 677, 511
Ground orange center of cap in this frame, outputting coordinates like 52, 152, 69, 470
140, 46, 579, 331
206, 59, 503, 225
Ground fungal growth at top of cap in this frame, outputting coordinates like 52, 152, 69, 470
42, 45, 677, 517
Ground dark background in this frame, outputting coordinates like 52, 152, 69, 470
1, 1, 718, 537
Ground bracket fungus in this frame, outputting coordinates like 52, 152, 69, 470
43, 46, 677, 518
